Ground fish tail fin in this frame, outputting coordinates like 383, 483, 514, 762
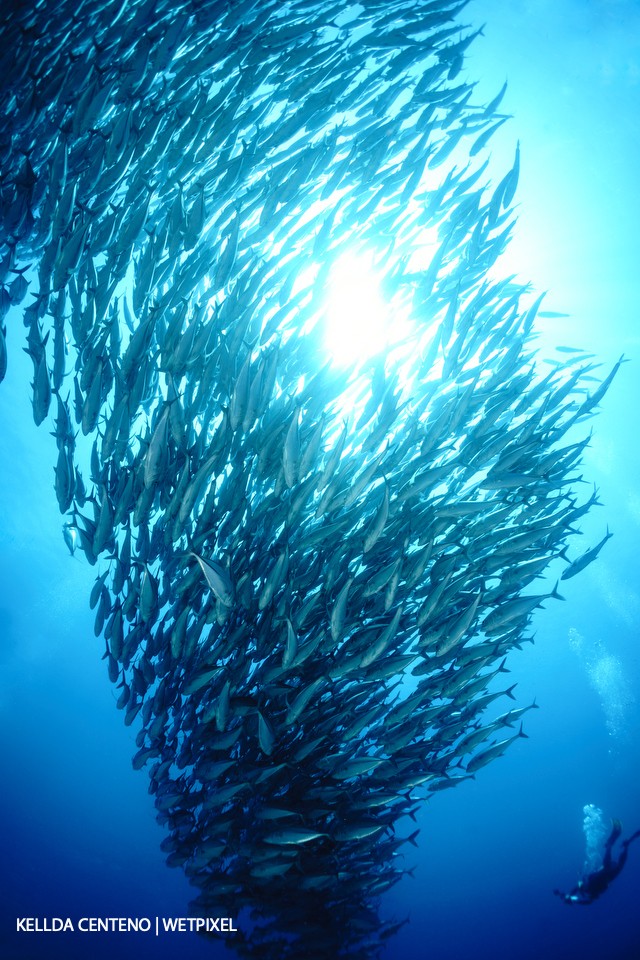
76, 198, 96, 218
406, 829, 420, 848
406, 804, 420, 823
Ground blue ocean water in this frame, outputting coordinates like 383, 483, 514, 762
1, 2, 639, 959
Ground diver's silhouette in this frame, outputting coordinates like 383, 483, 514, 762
554, 819, 640, 905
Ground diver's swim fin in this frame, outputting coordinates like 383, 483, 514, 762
622, 828, 640, 849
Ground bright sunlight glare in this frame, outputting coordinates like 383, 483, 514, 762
324, 251, 392, 367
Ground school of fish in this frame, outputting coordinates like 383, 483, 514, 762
0, 0, 620, 957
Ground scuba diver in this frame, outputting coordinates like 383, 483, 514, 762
554, 818, 640, 905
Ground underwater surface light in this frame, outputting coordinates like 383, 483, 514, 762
324, 251, 391, 367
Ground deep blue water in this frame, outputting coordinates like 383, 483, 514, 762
1, 2, 639, 959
